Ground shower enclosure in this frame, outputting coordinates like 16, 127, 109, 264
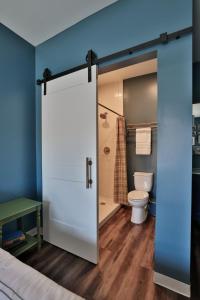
98, 104, 120, 225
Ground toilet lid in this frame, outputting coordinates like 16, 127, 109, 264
128, 190, 149, 201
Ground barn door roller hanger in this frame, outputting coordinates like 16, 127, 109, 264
37, 26, 192, 96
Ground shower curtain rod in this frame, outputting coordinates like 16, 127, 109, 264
37, 26, 192, 95
98, 103, 124, 117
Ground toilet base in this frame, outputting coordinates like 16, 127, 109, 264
131, 206, 148, 224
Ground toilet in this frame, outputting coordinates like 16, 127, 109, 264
128, 172, 153, 224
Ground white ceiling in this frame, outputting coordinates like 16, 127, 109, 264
98, 59, 157, 86
0, 0, 117, 46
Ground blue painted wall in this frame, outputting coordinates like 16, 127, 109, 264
0, 24, 36, 230
35, 0, 192, 285
156, 36, 192, 283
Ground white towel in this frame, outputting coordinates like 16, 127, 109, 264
136, 127, 151, 155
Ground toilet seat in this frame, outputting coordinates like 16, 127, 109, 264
128, 190, 149, 202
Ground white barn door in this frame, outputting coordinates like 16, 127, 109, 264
42, 66, 98, 263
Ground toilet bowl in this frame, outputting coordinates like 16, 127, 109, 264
128, 172, 153, 224
128, 191, 149, 224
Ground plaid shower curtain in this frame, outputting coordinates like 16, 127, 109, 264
114, 117, 128, 205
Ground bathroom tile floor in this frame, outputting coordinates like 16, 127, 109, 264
20, 207, 198, 300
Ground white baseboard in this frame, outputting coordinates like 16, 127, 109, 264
26, 227, 43, 236
154, 272, 190, 298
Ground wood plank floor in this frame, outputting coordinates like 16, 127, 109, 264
20, 207, 198, 300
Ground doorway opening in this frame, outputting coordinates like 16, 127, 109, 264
97, 56, 158, 230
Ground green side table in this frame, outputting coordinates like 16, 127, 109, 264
0, 198, 42, 256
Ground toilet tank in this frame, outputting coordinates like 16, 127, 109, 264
134, 172, 153, 192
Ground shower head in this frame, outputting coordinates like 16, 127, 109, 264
100, 112, 108, 119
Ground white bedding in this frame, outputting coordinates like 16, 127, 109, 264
0, 248, 84, 300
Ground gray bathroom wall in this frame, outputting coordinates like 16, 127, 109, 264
124, 73, 157, 198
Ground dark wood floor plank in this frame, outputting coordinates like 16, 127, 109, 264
91, 218, 149, 299
112, 219, 154, 300
20, 207, 198, 300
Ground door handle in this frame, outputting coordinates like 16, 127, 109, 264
86, 157, 93, 189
